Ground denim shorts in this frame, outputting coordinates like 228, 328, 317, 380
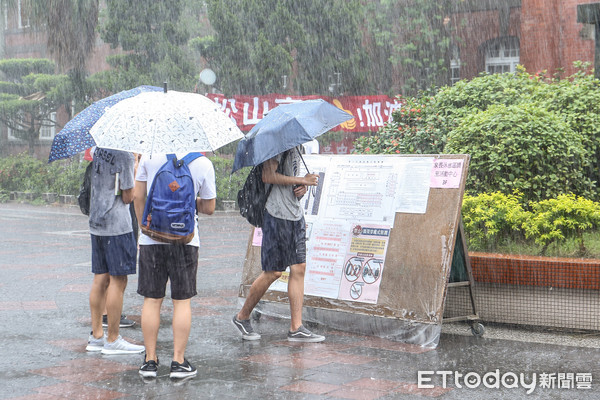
137, 245, 199, 300
261, 211, 306, 272
91, 233, 137, 276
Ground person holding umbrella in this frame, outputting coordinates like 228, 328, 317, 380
231, 99, 352, 342
232, 144, 325, 342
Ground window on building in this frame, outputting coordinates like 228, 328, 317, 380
6, 112, 56, 141
450, 45, 461, 85
39, 112, 57, 141
17, 0, 30, 29
484, 37, 520, 74
6, 113, 25, 140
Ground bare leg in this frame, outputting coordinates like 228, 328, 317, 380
141, 297, 163, 362
172, 299, 192, 364
288, 263, 306, 331
237, 271, 281, 321
105, 275, 128, 342
89, 273, 109, 338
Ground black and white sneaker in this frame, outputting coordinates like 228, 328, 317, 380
102, 314, 135, 328
170, 359, 197, 379
232, 315, 261, 340
139, 357, 159, 378
287, 325, 325, 343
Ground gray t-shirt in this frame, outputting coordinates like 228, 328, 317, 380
265, 146, 304, 221
88, 148, 135, 236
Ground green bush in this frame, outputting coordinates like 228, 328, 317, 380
461, 192, 529, 250
208, 155, 250, 209
354, 66, 600, 203
522, 194, 600, 255
0, 153, 249, 210
354, 95, 445, 154
533, 63, 600, 187
462, 192, 600, 256
446, 103, 593, 203
0, 154, 86, 196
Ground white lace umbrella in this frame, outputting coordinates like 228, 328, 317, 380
89, 90, 243, 154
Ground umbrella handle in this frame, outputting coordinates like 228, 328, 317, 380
296, 147, 310, 173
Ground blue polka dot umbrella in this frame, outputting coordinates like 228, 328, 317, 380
48, 85, 163, 162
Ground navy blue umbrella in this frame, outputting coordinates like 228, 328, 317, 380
231, 99, 353, 173
48, 85, 163, 162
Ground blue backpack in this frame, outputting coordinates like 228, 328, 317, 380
141, 153, 203, 244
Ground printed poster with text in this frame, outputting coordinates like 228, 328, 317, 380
338, 224, 391, 304
319, 156, 400, 226
304, 217, 352, 299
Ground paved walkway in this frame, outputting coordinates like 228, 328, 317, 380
0, 203, 598, 399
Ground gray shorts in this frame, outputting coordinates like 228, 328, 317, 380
137, 245, 198, 300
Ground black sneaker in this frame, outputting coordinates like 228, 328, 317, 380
139, 357, 159, 378
232, 315, 261, 340
170, 359, 197, 379
287, 325, 325, 343
102, 314, 135, 328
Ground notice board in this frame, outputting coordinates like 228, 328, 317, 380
237, 154, 470, 344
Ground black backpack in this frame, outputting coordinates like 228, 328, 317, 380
237, 152, 287, 227
77, 162, 93, 216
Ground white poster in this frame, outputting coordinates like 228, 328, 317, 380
319, 156, 399, 225
394, 157, 434, 214
304, 217, 353, 299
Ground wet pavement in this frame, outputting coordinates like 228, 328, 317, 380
0, 202, 599, 399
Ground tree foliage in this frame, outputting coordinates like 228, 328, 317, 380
199, 0, 371, 96
96, 0, 196, 91
0, 59, 72, 155
8, 0, 99, 110
363, 0, 454, 96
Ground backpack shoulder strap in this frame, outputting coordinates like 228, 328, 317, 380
181, 152, 204, 165
265, 150, 289, 198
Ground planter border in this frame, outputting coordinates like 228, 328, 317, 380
469, 252, 600, 290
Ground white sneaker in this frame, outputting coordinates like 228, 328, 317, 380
101, 335, 145, 355
86, 331, 106, 352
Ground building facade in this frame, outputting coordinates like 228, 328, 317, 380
452, 0, 597, 81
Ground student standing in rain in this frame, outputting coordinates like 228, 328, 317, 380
85, 147, 145, 355
232, 145, 325, 342
134, 153, 216, 379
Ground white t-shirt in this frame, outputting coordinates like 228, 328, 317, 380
136, 153, 216, 247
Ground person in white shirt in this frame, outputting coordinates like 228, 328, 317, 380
134, 153, 216, 379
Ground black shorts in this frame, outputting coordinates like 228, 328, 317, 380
261, 211, 306, 272
137, 245, 198, 300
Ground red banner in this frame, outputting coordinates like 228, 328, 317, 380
206, 93, 401, 133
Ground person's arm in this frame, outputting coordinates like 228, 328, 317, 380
121, 187, 134, 204
133, 180, 147, 227
196, 197, 216, 215
261, 158, 318, 187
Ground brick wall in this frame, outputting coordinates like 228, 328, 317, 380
521, 0, 595, 76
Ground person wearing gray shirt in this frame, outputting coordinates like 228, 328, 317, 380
232, 145, 326, 343
85, 147, 144, 355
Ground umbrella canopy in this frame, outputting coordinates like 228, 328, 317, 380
231, 99, 353, 173
89, 90, 243, 154
48, 85, 163, 162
